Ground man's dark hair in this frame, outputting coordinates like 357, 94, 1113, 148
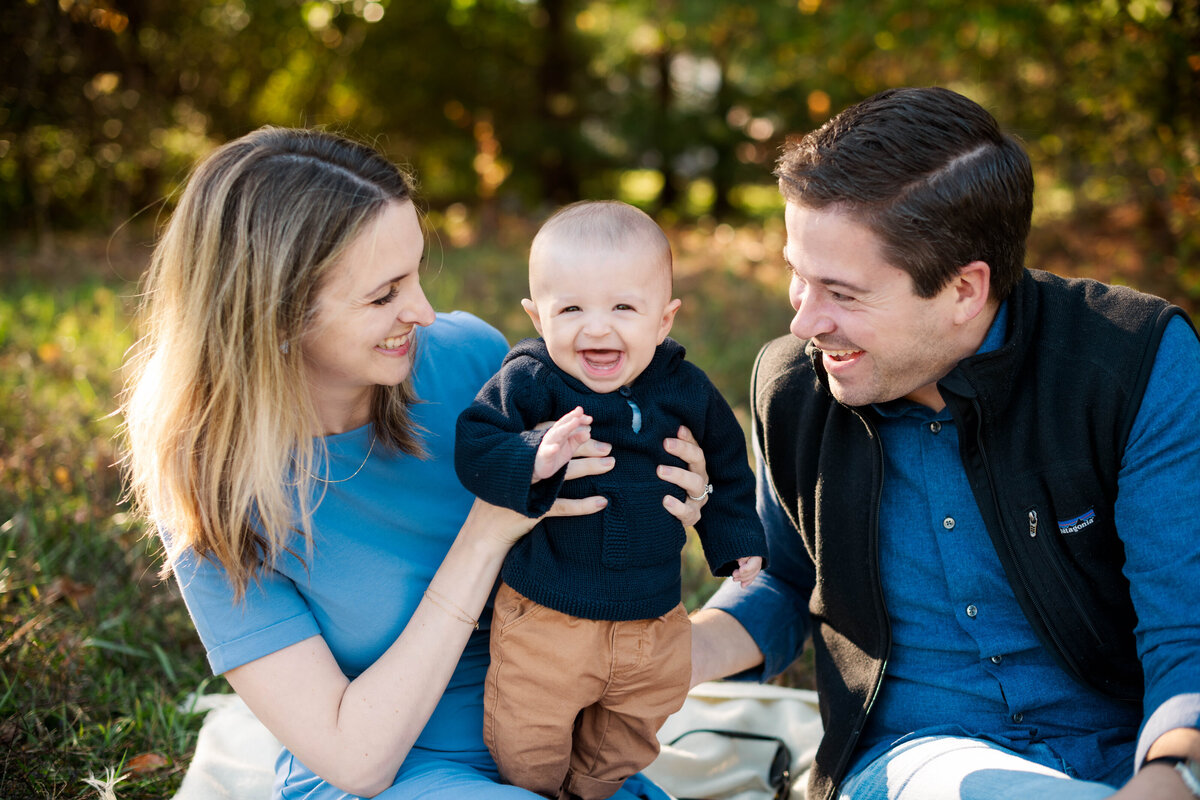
775, 87, 1034, 301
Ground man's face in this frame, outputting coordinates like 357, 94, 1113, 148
783, 202, 967, 410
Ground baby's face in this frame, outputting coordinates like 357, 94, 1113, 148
523, 247, 680, 394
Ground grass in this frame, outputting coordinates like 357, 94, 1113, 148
0, 260, 216, 798
0, 218, 801, 799
8, 205, 1189, 798
7, 203, 1190, 798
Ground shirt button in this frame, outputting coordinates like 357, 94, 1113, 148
966, 604, 978, 618
943, 516, 956, 530
991, 655, 1003, 665
929, 421, 942, 434
1012, 712, 1024, 723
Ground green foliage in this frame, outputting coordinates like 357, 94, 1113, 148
0, 225, 798, 797
4, 0, 1194, 308
0, 272, 216, 799
2, 1, 1197, 792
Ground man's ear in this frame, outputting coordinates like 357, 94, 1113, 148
953, 261, 992, 325
521, 298, 544, 335
657, 298, 683, 343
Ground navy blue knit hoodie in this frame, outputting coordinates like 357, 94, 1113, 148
455, 337, 768, 621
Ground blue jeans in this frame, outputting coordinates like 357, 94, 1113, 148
837, 736, 1117, 800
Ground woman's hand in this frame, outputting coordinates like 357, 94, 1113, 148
659, 425, 710, 528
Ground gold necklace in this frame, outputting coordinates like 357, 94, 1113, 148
311, 433, 376, 484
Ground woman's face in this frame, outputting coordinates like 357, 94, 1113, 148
301, 200, 435, 433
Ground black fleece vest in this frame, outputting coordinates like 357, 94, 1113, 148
752, 269, 1193, 800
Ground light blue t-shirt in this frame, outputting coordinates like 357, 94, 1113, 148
170, 312, 670, 800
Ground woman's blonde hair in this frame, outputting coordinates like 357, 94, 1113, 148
122, 126, 423, 597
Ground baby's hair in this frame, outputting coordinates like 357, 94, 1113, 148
531, 200, 673, 285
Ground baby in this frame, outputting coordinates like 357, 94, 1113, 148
455, 200, 767, 800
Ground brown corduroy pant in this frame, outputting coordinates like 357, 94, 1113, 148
483, 583, 692, 800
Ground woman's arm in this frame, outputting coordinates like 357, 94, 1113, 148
224, 449, 614, 798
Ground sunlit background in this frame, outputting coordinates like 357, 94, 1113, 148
1, 1, 1197, 797
4, 0, 1198, 301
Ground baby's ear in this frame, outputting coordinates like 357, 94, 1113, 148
657, 298, 682, 342
521, 298, 544, 335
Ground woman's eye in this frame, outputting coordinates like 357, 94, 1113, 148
372, 286, 399, 306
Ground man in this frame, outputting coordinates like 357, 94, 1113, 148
690, 87, 1200, 800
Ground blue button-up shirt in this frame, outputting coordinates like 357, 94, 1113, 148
708, 307, 1200, 787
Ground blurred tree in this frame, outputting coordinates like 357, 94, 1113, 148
1, 0, 1196, 310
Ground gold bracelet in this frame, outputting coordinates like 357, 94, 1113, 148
423, 587, 479, 630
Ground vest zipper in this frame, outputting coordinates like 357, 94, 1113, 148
862, 422, 890, 714
829, 413, 890, 799
971, 400, 1097, 671
1026, 505, 1104, 644
864, 419, 892, 714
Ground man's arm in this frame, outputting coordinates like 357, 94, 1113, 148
1111, 316, 1200, 797
689, 606, 765, 687
693, 427, 816, 684
1111, 727, 1200, 800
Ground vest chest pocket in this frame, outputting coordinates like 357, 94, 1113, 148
1013, 466, 1140, 693
1020, 465, 1118, 579
599, 481, 687, 570
1015, 465, 1123, 647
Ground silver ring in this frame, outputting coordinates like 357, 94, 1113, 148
688, 484, 713, 502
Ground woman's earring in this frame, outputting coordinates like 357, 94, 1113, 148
280, 340, 289, 354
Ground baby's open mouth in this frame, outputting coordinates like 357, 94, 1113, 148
580, 349, 623, 374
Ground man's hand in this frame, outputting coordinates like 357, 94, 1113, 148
1109, 728, 1200, 800
1108, 761, 1196, 800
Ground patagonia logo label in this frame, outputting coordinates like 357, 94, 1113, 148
1058, 509, 1096, 535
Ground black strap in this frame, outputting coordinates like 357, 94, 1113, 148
666, 728, 792, 800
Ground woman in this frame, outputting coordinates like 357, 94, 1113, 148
121, 127, 713, 799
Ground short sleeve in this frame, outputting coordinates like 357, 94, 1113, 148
165, 311, 510, 676
169, 544, 322, 675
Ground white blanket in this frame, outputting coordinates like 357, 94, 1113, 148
173, 682, 822, 800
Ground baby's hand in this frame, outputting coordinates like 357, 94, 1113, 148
732, 556, 762, 587
533, 407, 593, 482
